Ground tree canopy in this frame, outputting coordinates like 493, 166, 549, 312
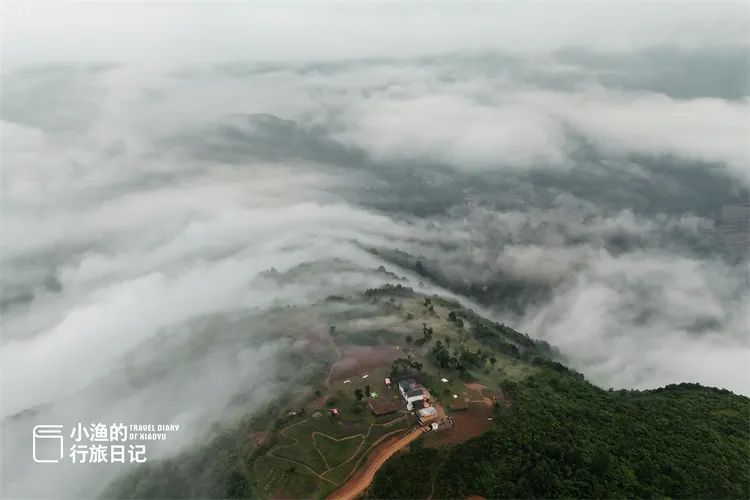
371, 368, 749, 499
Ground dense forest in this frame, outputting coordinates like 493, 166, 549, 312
370, 365, 749, 499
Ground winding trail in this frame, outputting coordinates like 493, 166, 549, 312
256, 339, 413, 496
263, 413, 410, 487
267, 419, 337, 484
327, 428, 426, 500
312, 432, 364, 470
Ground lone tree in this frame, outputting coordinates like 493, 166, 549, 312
354, 388, 364, 401
422, 323, 434, 342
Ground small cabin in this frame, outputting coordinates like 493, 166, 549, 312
417, 406, 438, 424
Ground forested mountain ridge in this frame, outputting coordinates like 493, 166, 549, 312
100, 285, 748, 499
370, 363, 749, 499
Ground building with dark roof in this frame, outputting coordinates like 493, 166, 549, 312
368, 399, 399, 416
398, 378, 428, 404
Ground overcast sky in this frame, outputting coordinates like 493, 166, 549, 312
2, 2, 749, 67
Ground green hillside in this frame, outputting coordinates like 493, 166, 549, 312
369, 362, 750, 499
102, 285, 749, 499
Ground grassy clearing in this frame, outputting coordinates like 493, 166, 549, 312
323, 461, 358, 485
364, 415, 412, 447
374, 411, 407, 426
252, 290, 547, 498
314, 433, 364, 469
326, 365, 396, 405
342, 329, 402, 346
271, 438, 328, 475
263, 401, 410, 493
253, 455, 299, 496
263, 409, 413, 496
254, 454, 328, 498
283, 415, 363, 441
322, 425, 407, 485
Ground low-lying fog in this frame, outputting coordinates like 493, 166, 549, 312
2, 3, 748, 497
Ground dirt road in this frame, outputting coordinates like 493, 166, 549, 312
327, 428, 425, 500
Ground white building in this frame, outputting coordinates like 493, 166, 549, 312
398, 378, 428, 404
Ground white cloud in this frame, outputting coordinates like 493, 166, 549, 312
334, 93, 569, 169
332, 83, 749, 181
519, 251, 750, 394
2, 22, 748, 494
525, 89, 750, 181
2, 3, 747, 66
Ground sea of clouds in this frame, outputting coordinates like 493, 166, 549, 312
2, 3, 748, 496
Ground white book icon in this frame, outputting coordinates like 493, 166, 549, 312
33, 425, 64, 463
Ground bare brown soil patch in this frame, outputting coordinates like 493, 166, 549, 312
423, 401, 493, 448
466, 382, 509, 409
449, 400, 469, 411
331, 345, 401, 380
465, 382, 487, 399
249, 431, 266, 448
368, 399, 399, 416
482, 388, 504, 400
